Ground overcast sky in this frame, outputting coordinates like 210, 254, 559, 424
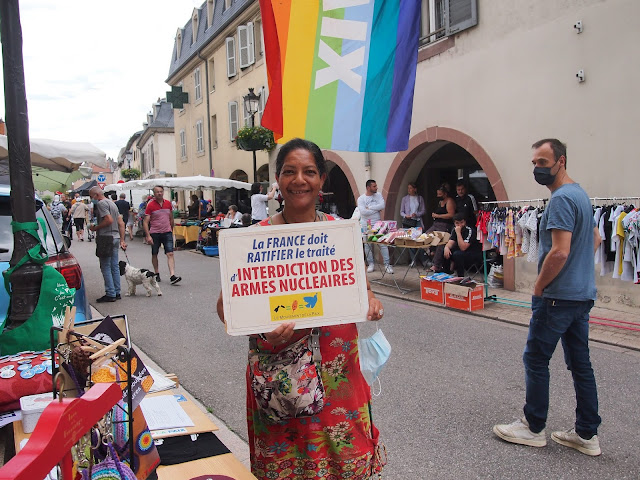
0, 0, 203, 162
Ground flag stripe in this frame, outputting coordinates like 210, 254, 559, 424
359, 0, 399, 151
386, 0, 420, 151
258, 0, 284, 139
330, 1, 374, 151
281, 0, 320, 142
305, 7, 343, 148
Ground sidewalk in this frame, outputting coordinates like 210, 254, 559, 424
366, 263, 640, 352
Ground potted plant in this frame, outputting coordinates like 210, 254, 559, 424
120, 168, 141, 181
234, 126, 276, 152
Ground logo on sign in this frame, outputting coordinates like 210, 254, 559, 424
269, 292, 323, 322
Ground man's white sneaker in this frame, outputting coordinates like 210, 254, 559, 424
385, 265, 394, 274
551, 428, 601, 456
367, 264, 374, 273
493, 417, 546, 447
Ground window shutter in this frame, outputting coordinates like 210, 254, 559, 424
226, 37, 236, 77
228, 101, 238, 140
247, 22, 255, 65
238, 25, 250, 69
446, 0, 477, 35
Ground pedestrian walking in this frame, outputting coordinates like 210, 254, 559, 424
143, 186, 181, 285
70, 198, 89, 241
493, 138, 602, 456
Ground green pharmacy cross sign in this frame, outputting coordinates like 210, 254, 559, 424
166, 85, 189, 109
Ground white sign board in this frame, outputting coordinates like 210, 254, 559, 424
219, 219, 369, 336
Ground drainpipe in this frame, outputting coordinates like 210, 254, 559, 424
197, 52, 213, 177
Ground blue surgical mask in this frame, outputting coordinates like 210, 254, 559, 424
358, 329, 391, 386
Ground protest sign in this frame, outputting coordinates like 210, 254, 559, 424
219, 219, 369, 335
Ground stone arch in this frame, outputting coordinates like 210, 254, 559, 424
322, 150, 360, 201
381, 127, 514, 289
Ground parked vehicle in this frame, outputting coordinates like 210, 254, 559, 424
0, 184, 91, 326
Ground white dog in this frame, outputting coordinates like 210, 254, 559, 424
119, 261, 162, 297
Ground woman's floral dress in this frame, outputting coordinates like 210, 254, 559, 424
248, 216, 384, 480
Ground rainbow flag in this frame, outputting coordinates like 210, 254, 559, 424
259, 0, 421, 153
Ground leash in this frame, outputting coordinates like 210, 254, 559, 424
122, 247, 131, 265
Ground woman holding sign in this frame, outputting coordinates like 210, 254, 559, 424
217, 138, 385, 480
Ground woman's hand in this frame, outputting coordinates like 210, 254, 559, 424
367, 294, 384, 321
262, 322, 296, 345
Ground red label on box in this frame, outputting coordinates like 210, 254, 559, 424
420, 278, 444, 304
444, 284, 484, 311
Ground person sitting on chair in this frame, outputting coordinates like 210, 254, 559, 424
433, 213, 483, 276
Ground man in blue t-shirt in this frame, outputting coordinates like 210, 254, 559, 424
494, 139, 602, 456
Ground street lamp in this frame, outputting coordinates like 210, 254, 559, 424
243, 88, 261, 182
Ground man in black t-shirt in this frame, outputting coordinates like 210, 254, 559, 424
443, 213, 483, 277
114, 193, 130, 226
455, 180, 478, 227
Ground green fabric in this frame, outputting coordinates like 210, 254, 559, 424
0, 220, 75, 355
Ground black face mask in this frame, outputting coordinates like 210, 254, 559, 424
533, 160, 559, 186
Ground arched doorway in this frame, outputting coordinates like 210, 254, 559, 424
322, 151, 359, 219
256, 164, 270, 183
383, 127, 513, 289
216, 169, 250, 214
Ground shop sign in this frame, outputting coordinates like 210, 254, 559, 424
219, 219, 369, 335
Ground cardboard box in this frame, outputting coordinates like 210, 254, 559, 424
420, 277, 444, 304
444, 283, 485, 311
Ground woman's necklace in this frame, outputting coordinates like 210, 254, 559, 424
281, 210, 320, 224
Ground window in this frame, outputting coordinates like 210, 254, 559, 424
228, 101, 239, 140
180, 130, 186, 159
242, 98, 250, 127
211, 114, 218, 148
226, 37, 236, 78
258, 86, 268, 126
238, 23, 255, 69
207, 0, 214, 29
208, 59, 215, 91
420, 0, 477, 45
194, 67, 202, 101
224, 0, 232, 11
175, 30, 183, 61
196, 120, 204, 153
192, 10, 198, 45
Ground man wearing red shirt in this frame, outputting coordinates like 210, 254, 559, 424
143, 186, 181, 284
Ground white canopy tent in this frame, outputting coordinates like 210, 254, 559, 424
0, 134, 107, 173
104, 175, 252, 192
0, 135, 108, 192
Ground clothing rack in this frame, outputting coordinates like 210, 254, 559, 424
479, 198, 548, 306
480, 198, 547, 206
590, 196, 640, 203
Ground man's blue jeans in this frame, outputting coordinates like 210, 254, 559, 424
99, 238, 121, 297
523, 296, 601, 438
